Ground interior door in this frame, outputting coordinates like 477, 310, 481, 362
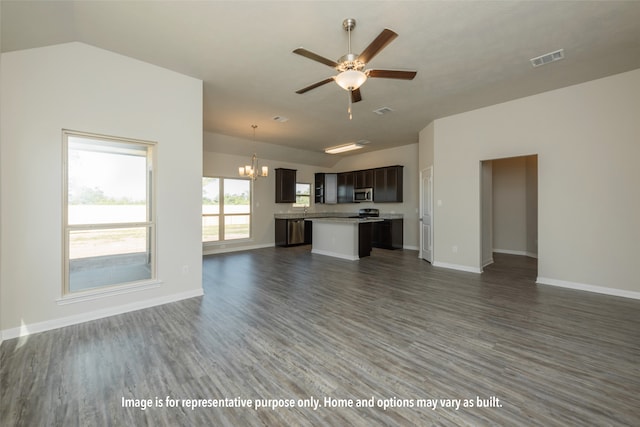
420, 167, 433, 262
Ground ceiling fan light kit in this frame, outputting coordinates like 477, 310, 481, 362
293, 18, 417, 120
335, 69, 367, 91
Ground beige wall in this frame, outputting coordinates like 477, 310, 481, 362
203, 132, 420, 252
202, 144, 326, 254
332, 144, 420, 249
0, 42, 204, 335
427, 68, 640, 297
492, 155, 538, 257
0, 4, 3, 344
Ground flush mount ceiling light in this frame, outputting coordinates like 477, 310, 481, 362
324, 142, 364, 154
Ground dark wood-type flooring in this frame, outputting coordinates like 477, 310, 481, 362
2, 248, 639, 426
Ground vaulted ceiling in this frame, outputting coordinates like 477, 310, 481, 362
3, 1, 640, 157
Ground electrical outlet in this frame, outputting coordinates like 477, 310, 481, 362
182, 265, 189, 275
452, 245, 458, 253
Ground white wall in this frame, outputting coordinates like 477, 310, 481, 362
427, 68, 640, 297
0, 42, 203, 336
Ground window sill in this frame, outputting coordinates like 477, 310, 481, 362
203, 238, 254, 248
56, 279, 162, 305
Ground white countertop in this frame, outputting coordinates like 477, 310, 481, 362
274, 212, 402, 220
304, 217, 384, 224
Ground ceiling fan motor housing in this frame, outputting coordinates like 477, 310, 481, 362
337, 53, 365, 71
343, 18, 356, 32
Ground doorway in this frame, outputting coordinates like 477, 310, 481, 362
480, 155, 538, 270
420, 167, 433, 262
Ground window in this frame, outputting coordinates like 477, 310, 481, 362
202, 177, 251, 243
294, 183, 311, 208
63, 131, 156, 295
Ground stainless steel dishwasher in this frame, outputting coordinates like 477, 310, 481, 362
287, 219, 305, 245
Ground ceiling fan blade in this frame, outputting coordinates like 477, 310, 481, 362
367, 69, 417, 80
293, 48, 339, 68
358, 29, 398, 64
296, 77, 335, 94
351, 88, 362, 103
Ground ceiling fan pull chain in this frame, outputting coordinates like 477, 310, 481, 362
348, 91, 353, 120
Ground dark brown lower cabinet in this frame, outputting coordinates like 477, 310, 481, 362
275, 218, 312, 246
358, 222, 373, 258
372, 219, 403, 250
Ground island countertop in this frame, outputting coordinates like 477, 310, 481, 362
304, 217, 384, 224
274, 212, 402, 220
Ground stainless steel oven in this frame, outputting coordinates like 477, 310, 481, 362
353, 187, 373, 202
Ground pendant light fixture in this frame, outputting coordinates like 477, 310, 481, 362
238, 125, 268, 180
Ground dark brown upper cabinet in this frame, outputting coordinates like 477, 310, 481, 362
275, 168, 296, 203
337, 171, 354, 204
354, 169, 374, 189
373, 166, 403, 203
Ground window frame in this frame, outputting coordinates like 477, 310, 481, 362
293, 182, 311, 208
61, 130, 158, 301
202, 176, 253, 244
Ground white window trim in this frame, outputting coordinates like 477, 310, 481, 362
62, 129, 158, 299
202, 176, 253, 245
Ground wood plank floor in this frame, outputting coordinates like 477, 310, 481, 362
2, 247, 639, 426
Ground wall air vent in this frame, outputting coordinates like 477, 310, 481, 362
530, 49, 564, 67
373, 106, 393, 115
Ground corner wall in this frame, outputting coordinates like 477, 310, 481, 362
429, 68, 640, 297
0, 42, 204, 337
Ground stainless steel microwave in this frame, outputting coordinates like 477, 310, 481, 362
353, 187, 373, 202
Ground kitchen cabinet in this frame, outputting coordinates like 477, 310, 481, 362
275, 168, 296, 203
315, 173, 337, 204
372, 218, 403, 249
354, 169, 374, 189
373, 166, 403, 203
275, 218, 311, 246
337, 171, 354, 203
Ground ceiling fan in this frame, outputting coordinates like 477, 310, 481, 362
293, 18, 417, 119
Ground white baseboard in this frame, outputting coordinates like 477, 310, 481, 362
537, 277, 640, 300
203, 243, 273, 256
1, 288, 204, 341
482, 258, 494, 268
403, 245, 419, 251
311, 248, 359, 261
432, 261, 482, 274
493, 249, 538, 258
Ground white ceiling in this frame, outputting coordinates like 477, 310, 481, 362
3, 1, 640, 157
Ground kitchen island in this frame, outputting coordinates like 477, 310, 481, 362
305, 217, 383, 260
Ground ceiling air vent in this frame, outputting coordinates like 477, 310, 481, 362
530, 49, 564, 67
272, 115, 289, 123
373, 106, 393, 115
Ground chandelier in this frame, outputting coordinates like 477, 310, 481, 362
238, 125, 268, 181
